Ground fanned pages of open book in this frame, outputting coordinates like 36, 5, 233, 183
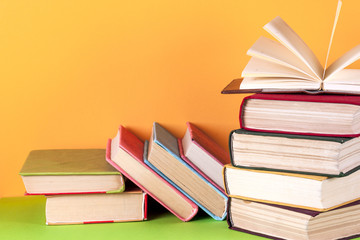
223, 0, 360, 94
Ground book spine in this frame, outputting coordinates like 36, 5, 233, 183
238, 95, 250, 129
222, 165, 232, 197
84, 220, 114, 224
143, 193, 148, 220
228, 130, 237, 167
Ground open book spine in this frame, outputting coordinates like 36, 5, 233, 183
105, 139, 198, 222
239, 94, 360, 138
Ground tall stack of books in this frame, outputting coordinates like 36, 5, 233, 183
222, 1, 360, 239
19, 149, 147, 225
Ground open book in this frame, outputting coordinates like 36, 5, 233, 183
222, 0, 360, 94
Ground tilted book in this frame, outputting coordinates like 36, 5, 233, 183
19, 149, 125, 195
223, 164, 360, 211
222, 0, 360, 95
46, 187, 147, 225
229, 129, 360, 177
239, 93, 360, 137
106, 125, 198, 222
227, 197, 360, 240
145, 122, 228, 221
180, 122, 230, 194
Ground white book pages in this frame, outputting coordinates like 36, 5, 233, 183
323, 69, 360, 93
323, 0, 343, 78
325, 44, 360, 79
264, 16, 324, 80
241, 77, 321, 90
242, 57, 317, 80
247, 36, 317, 79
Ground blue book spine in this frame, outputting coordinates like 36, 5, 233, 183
144, 140, 228, 221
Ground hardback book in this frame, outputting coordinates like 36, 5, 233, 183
106, 125, 198, 222
227, 197, 360, 240
239, 93, 360, 137
19, 149, 125, 195
230, 129, 360, 176
145, 122, 228, 220
223, 164, 360, 211
222, 0, 360, 95
46, 187, 147, 225
180, 122, 230, 193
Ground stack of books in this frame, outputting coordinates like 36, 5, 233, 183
222, 1, 360, 239
19, 149, 147, 225
106, 122, 230, 221
19, 121, 230, 224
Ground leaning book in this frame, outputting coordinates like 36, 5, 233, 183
145, 122, 228, 220
180, 122, 230, 193
106, 125, 198, 222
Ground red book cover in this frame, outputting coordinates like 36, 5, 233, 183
106, 126, 198, 222
178, 140, 225, 194
179, 122, 230, 194
186, 122, 230, 166
240, 93, 360, 137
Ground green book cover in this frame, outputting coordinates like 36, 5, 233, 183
20, 149, 121, 176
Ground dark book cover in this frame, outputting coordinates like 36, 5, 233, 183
228, 129, 360, 177
227, 198, 360, 240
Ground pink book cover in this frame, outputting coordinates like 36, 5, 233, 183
178, 139, 225, 194
106, 126, 198, 222
240, 93, 360, 137
180, 122, 230, 193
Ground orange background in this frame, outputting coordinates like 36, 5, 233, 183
2, 0, 360, 197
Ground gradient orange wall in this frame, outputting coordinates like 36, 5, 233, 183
2, 0, 360, 197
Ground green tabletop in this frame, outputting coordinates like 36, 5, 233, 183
0, 196, 262, 240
